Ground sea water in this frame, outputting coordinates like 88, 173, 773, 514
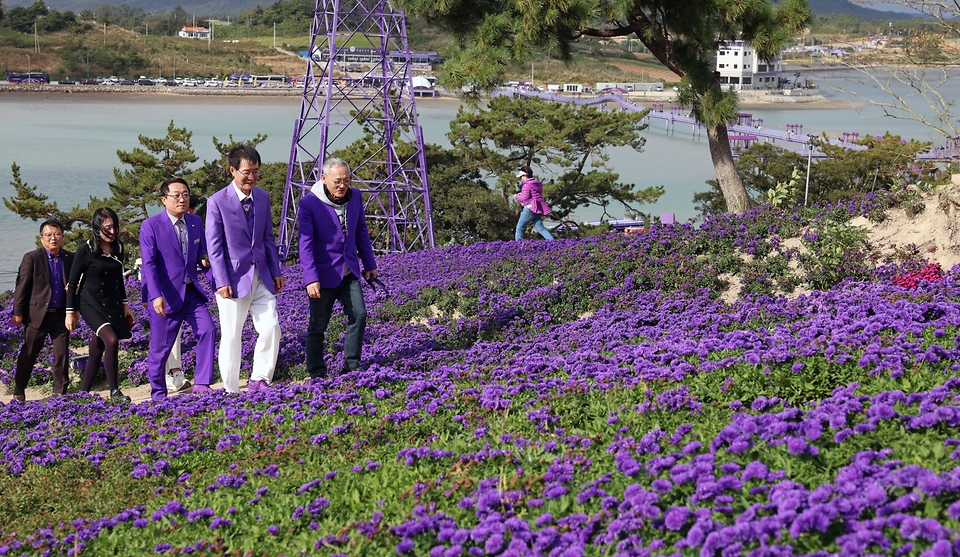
1, 70, 957, 289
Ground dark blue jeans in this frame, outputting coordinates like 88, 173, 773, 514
305, 274, 367, 378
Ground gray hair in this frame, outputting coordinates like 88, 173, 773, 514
322, 158, 351, 175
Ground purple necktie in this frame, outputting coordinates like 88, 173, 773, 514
241, 197, 254, 231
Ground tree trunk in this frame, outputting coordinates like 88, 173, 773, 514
706, 122, 751, 213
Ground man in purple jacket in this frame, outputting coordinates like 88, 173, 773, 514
298, 158, 377, 379
205, 145, 284, 393
140, 178, 216, 400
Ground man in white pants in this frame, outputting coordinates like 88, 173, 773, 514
204, 145, 284, 393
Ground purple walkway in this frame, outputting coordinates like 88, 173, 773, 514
493, 90, 960, 162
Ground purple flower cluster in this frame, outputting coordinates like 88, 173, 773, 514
1, 193, 960, 555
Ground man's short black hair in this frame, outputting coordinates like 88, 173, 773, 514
161, 177, 190, 198
228, 145, 261, 170
39, 219, 64, 234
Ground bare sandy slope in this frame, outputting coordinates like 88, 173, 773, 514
604, 59, 681, 83
854, 198, 960, 272
718, 184, 960, 304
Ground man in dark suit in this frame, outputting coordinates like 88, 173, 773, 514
10, 219, 74, 402
298, 158, 378, 379
140, 178, 216, 401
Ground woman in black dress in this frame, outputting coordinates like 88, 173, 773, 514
65, 207, 135, 402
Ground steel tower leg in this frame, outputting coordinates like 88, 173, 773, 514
279, 0, 435, 261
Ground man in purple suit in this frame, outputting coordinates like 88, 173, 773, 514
140, 178, 216, 400
205, 145, 284, 393
298, 157, 377, 379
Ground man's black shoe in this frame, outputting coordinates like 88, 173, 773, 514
110, 389, 132, 403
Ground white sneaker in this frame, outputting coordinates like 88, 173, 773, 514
166, 370, 192, 393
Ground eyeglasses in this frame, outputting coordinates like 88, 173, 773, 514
165, 192, 190, 200
330, 178, 351, 186
235, 168, 261, 178
41, 233, 64, 239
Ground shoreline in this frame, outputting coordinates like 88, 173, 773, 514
1, 83, 842, 108
0, 83, 303, 96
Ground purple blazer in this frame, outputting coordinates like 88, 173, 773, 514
205, 183, 281, 298
140, 212, 209, 314
298, 187, 376, 288
514, 178, 552, 216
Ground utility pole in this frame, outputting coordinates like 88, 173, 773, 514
158, 58, 162, 79
34, 22, 40, 52
274, 22, 276, 48
282, 0, 436, 257
104, 23, 106, 46
804, 142, 813, 206
145, 22, 148, 35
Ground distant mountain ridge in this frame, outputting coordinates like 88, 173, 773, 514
3, 0, 266, 15
7, 0, 918, 19
807, 0, 916, 20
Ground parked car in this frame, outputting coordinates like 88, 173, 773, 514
119, 78, 136, 85
58, 77, 75, 85
137, 77, 156, 86
80, 77, 99, 85
204, 79, 221, 87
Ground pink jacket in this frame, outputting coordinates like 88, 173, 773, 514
514, 178, 552, 216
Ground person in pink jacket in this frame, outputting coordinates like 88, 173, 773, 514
513, 165, 554, 240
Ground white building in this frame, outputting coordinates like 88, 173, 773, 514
715, 40, 783, 91
178, 26, 210, 40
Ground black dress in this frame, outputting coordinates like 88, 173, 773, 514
66, 240, 131, 340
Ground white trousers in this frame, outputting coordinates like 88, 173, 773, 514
215, 269, 280, 393
165, 326, 182, 372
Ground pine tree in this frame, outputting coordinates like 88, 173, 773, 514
397, 0, 811, 213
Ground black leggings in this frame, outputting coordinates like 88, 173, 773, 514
81, 324, 120, 392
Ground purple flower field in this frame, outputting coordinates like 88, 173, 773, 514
1, 200, 959, 556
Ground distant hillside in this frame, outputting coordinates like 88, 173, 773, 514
3, 1, 263, 15
806, 0, 916, 19
8, 0, 920, 18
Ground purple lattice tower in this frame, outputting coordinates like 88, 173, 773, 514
279, 0, 435, 260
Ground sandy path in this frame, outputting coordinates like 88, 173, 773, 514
1, 376, 255, 405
